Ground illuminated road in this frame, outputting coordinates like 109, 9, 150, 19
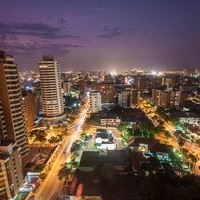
141, 104, 200, 174
34, 104, 89, 200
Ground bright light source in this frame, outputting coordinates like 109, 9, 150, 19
151, 71, 157, 75
110, 71, 116, 76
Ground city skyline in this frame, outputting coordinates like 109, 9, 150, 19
1, 0, 200, 71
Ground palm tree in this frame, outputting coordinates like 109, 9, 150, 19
178, 138, 185, 155
139, 123, 147, 137
189, 153, 198, 173
57, 166, 74, 181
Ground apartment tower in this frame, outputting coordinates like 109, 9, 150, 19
22, 90, 37, 133
0, 50, 29, 160
0, 142, 23, 199
38, 55, 65, 125
89, 91, 102, 113
95, 83, 115, 103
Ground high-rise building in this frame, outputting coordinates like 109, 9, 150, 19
79, 80, 86, 93
95, 83, 115, 103
152, 88, 185, 110
0, 97, 7, 140
89, 91, 102, 113
130, 88, 140, 108
38, 55, 65, 125
118, 90, 130, 108
0, 50, 29, 160
62, 81, 71, 95
0, 142, 23, 200
22, 90, 37, 133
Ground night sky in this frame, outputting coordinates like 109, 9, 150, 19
0, 0, 200, 71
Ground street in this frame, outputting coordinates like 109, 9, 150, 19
33, 108, 88, 200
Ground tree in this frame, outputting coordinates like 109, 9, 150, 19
94, 162, 116, 199
170, 113, 180, 126
62, 128, 68, 136
117, 122, 129, 132
178, 138, 185, 148
188, 153, 198, 173
58, 166, 73, 181
139, 173, 200, 200
164, 130, 171, 138
139, 123, 155, 138
33, 130, 47, 143
86, 115, 101, 126
39, 173, 47, 181
34, 164, 45, 172
148, 157, 160, 173
139, 122, 147, 137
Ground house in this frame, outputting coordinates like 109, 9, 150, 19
68, 150, 142, 200
95, 128, 116, 150
128, 138, 173, 161
100, 117, 121, 127
128, 137, 159, 152
149, 143, 173, 160
176, 111, 200, 125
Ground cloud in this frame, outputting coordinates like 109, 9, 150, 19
0, 33, 6, 41
0, 22, 80, 41
141, 30, 148, 36
93, 3, 106, 11
96, 25, 137, 39
57, 18, 67, 25
0, 40, 83, 59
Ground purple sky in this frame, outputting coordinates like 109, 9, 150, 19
0, 0, 200, 71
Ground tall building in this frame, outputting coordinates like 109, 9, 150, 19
38, 55, 65, 125
79, 80, 86, 93
130, 88, 140, 108
0, 142, 23, 200
0, 50, 29, 160
95, 83, 115, 103
0, 97, 7, 140
152, 88, 185, 110
62, 81, 71, 95
22, 90, 37, 133
89, 91, 102, 113
118, 90, 130, 108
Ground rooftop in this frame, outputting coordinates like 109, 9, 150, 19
79, 150, 130, 168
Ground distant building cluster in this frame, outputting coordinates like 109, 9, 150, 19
1, 49, 200, 199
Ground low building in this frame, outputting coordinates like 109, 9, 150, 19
176, 111, 200, 125
95, 129, 116, 150
69, 150, 142, 200
149, 143, 173, 160
128, 138, 173, 161
100, 117, 121, 127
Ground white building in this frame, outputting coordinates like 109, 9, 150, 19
89, 91, 101, 113
38, 55, 65, 125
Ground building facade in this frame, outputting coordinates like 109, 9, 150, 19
0, 50, 29, 160
130, 88, 140, 108
95, 83, 115, 103
38, 55, 65, 125
62, 81, 71, 95
0, 142, 23, 200
0, 97, 7, 140
118, 90, 130, 108
89, 91, 101, 113
22, 91, 37, 133
152, 88, 185, 110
